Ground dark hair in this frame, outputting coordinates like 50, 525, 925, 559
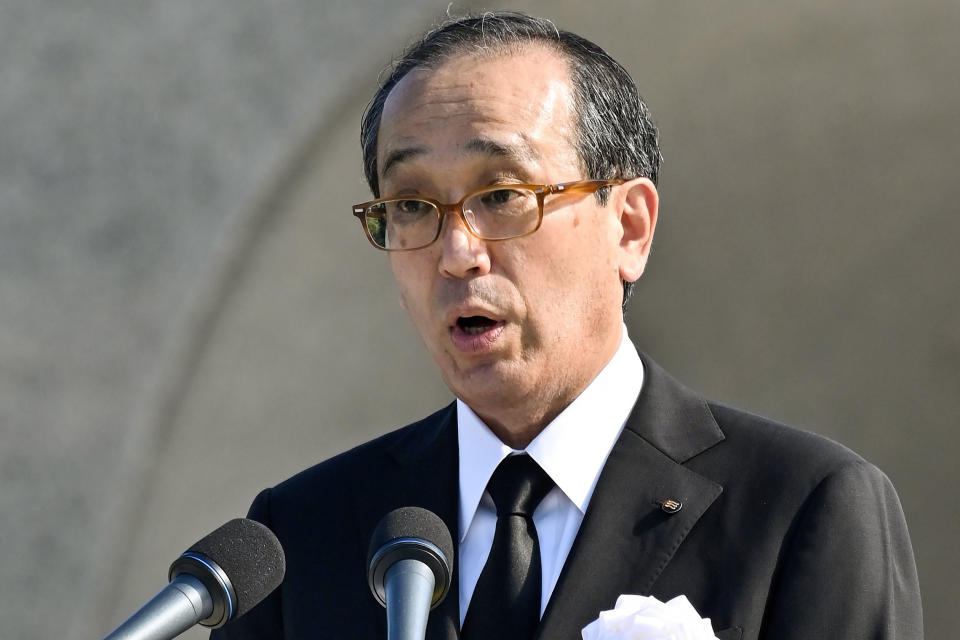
360, 11, 662, 309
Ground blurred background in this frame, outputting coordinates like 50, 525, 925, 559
1, 1, 956, 638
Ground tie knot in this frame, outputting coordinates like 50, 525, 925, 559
487, 454, 554, 518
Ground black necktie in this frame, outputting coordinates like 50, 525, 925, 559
461, 454, 554, 640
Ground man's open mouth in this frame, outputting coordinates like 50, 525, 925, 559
456, 316, 498, 335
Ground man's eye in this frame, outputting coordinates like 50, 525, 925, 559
391, 200, 431, 216
480, 188, 521, 207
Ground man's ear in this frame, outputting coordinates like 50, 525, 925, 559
616, 177, 658, 283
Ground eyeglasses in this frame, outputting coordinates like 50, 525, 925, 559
352, 179, 625, 251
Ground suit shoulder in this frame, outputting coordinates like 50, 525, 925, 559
694, 402, 910, 561
703, 401, 874, 485
267, 404, 453, 504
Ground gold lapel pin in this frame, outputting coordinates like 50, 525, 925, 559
658, 499, 682, 514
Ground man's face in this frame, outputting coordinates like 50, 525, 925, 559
377, 46, 648, 442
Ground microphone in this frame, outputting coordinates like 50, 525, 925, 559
367, 507, 454, 640
101, 518, 285, 640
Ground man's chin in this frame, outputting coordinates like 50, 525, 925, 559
441, 361, 525, 408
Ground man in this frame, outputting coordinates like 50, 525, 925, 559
214, 12, 922, 640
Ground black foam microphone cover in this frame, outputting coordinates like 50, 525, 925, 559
169, 518, 285, 623
367, 506, 454, 608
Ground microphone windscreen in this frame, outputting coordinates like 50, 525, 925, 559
184, 518, 286, 618
368, 507, 454, 569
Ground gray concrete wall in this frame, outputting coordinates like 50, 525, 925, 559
1, 2, 955, 639
0, 2, 447, 638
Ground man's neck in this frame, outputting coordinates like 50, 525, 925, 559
466, 324, 631, 449
473, 412, 550, 450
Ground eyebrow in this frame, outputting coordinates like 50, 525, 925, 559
379, 137, 540, 181
464, 137, 540, 163
381, 146, 427, 180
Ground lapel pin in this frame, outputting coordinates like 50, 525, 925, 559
658, 499, 682, 514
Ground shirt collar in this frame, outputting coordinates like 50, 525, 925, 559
457, 325, 644, 541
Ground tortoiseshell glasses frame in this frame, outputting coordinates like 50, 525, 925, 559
352, 179, 626, 251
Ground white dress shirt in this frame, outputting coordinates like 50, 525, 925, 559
456, 325, 644, 623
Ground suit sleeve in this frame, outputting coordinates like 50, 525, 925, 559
210, 488, 285, 640
762, 460, 923, 638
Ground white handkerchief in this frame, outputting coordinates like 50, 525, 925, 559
581, 594, 719, 640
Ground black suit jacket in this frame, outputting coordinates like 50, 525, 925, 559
212, 354, 922, 639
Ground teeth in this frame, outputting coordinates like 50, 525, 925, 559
457, 316, 498, 335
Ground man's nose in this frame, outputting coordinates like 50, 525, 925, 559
437, 210, 491, 278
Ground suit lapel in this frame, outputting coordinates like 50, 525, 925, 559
536, 354, 725, 639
